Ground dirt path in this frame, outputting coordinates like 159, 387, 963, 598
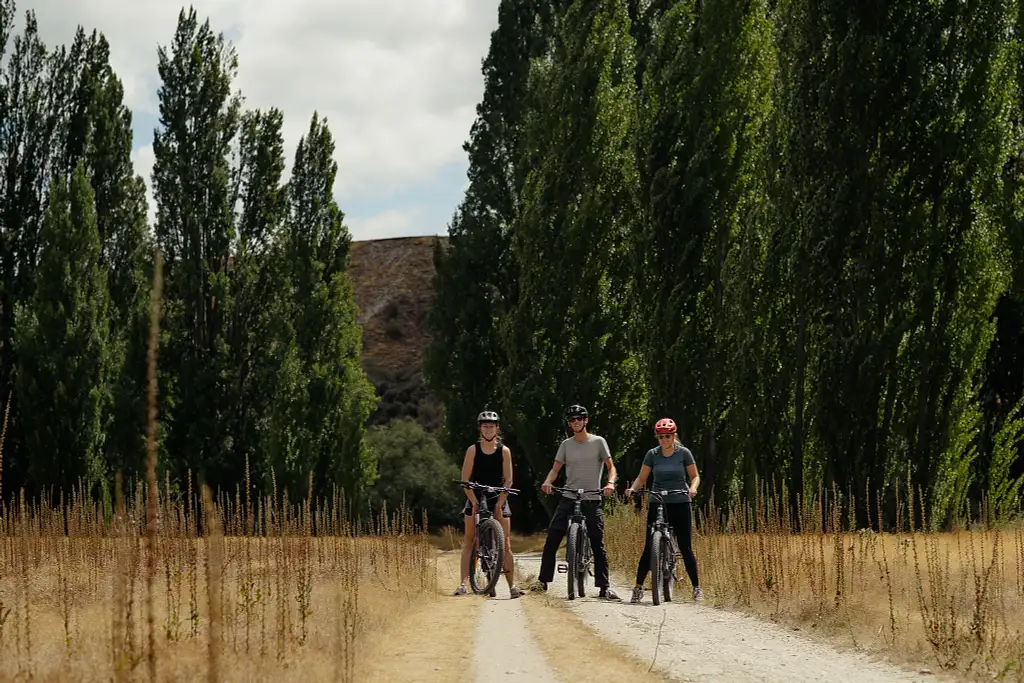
473, 580, 561, 682
512, 553, 945, 683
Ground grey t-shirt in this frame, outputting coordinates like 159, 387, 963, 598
555, 434, 612, 501
642, 444, 695, 503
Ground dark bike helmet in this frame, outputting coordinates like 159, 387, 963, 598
477, 410, 500, 424
565, 404, 588, 419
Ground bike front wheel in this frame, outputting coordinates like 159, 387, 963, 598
650, 529, 663, 606
575, 525, 589, 598
660, 533, 674, 602
469, 517, 505, 595
566, 522, 579, 599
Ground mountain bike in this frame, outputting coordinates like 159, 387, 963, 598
630, 488, 687, 606
455, 480, 519, 595
550, 486, 604, 600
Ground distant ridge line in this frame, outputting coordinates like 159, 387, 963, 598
350, 234, 450, 245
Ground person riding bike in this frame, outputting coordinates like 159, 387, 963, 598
533, 404, 621, 600
453, 409, 523, 598
625, 417, 703, 603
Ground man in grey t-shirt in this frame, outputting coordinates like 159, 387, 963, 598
533, 404, 621, 600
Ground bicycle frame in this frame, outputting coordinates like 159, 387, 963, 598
455, 480, 519, 596
550, 486, 603, 599
632, 488, 687, 605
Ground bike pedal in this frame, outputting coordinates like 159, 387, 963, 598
556, 563, 568, 573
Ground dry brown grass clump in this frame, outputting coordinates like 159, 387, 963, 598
604, 479, 1024, 681
0, 482, 441, 682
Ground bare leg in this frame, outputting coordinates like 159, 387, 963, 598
459, 514, 475, 588
498, 509, 514, 587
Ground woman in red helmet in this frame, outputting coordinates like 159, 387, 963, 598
624, 417, 702, 603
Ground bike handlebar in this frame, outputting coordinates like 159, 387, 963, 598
453, 480, 520, 495
549, 485, 605, 498
629, 488, 689, 502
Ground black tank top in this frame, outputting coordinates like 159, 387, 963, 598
471, 441, 504, 487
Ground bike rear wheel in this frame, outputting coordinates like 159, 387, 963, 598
566, 522, 579, 599
469, 518, 505, 595
650, 529, 663, 606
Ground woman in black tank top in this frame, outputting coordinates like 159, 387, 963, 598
453, 410, 522, 599
470, 441, 504, 487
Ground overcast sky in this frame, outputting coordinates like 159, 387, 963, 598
21, 0, 500, 241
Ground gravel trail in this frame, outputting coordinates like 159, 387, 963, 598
511, 553, 944, 683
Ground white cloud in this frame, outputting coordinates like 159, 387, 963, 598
24, 0, 499, 234
347, 208, 423, 242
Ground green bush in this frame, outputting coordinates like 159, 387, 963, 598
365, 417, 462, 528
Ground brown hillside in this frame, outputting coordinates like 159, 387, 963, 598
348, 235, 449, 430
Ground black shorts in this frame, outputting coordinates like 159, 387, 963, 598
462, 499, 512, 518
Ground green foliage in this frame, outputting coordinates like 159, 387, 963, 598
364, 417, 461, 528
13, 163, 113, 494
501, 0, 646, 475
765, 0, 1018, 526
270, 112, 379, 499
986, 396, 1024, 523
632, 0, 776, 495
428, 0, 1024, 531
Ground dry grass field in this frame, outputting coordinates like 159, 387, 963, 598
604, 482, 1024, 681
0, 483, 446, 683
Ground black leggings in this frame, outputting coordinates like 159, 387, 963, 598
635, 501, 699, 587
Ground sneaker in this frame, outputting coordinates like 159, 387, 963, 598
453, 584, 467, 596
693, 586, 703, 602
529, 580, 548, 592
599, 587, 621, 601
630, 586, 643, 604
509, 586, 524, 599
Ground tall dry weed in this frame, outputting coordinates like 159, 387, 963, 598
605, 476, 1024, 680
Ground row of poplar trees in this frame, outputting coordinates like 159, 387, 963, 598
0, 2, 378, 506
425, 0, 1024, 531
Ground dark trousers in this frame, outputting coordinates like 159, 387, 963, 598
636, 500, 699, 587
538, 499, 610, 588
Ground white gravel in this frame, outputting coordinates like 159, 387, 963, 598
513, 553, 945, 683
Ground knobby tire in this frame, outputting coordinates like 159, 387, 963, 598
650, 529, 663, 606
470, 517, 505, 595
566, 522, 579, 599
575, 525, 588, 598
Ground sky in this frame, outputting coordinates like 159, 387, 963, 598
20, 0, 500, 241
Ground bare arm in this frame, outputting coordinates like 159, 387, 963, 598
499, 445, 513, 505
602, 457, 617, 496
540, 461, 564, 494
687, 463, 700, 498
461, 446, 477, 505
625, 464, 653, 496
